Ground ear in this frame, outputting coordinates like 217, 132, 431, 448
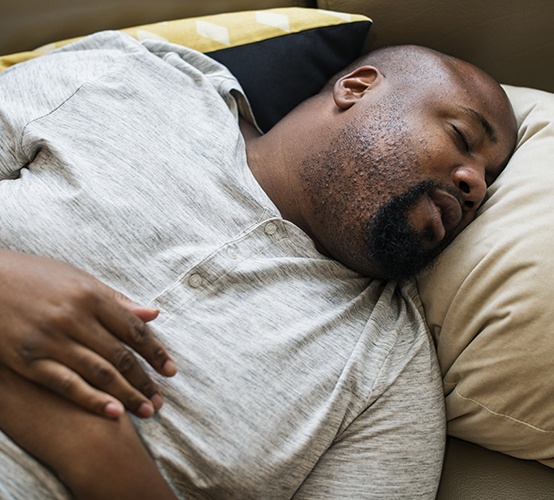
333, 66, 384, 110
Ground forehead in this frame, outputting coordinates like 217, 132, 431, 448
414, 58, 517, 150
443, 59, 516, 133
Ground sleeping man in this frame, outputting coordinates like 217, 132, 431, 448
0, 31, 516, 498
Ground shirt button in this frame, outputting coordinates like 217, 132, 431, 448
188, 273, 203, 288
227, 246, 238, 259
264, 222, 278, 235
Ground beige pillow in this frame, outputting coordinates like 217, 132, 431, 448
417, 85, 554, 468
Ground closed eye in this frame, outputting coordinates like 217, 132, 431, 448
453, 125, 470, 153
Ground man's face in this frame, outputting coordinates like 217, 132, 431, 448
300, 67, 516, 280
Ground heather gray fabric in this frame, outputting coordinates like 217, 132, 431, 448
0, 32, 445, 499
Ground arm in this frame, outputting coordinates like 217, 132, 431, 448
0, 249, 176, 418
0, 363, 177, 499
0, 39, 175, 418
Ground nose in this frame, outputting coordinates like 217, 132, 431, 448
453, 164, 487, 212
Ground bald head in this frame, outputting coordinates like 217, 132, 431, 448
246, 44, 517, 279
322, 45, 447, 92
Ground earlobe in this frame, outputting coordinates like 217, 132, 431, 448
333, 66, 384, 110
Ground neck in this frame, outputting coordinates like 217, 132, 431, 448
240, 118, 306, 228
239, 93, 339, 254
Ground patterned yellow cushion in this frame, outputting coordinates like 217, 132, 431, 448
0, 8, 370, 72
0, 8, 371, 131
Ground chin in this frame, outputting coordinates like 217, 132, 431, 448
326, 245, 389, 279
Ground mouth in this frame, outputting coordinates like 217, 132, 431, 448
426, 188, 463, 242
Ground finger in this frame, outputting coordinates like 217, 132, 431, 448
57, 333, 165, 414
114, 295, 160, 323
40, 311, 167, 413
31, 352, 159, 418
95, 295, 177, 378
129, 306, 160, 323
25, 358, 130, 419
64, 331, 165, 412
4, 311, 162, 414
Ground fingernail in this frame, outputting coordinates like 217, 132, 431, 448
137, 401, 155, 418
104, 401, 124, 418
163, 359, 177, 377
145, 307, 160, 318
151, 393, 163, 411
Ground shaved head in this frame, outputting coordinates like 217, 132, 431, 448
246, 45, 517, 280
323, 45, 462, 93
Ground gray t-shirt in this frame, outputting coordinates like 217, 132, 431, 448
0, 32, 445, 499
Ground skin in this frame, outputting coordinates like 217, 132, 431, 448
0, 45, 517, 496
0, 250, 177, 419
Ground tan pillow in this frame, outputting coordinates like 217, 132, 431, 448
417, 85, 554, 468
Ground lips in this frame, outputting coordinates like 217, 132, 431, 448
428, 189, 463, 239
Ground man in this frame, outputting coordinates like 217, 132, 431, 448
0, 31, 516, 498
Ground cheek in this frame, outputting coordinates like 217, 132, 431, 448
307, 163, 423, 246
300, 118, 435, 266
414, 138, 444, 178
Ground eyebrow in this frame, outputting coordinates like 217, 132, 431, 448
460, 106, 498, 144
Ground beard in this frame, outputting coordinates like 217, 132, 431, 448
299, 97, 460, 280
365, 180, 454, 282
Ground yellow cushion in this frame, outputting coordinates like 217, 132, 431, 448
0, 8, 370, 72
0, 8, 371, 132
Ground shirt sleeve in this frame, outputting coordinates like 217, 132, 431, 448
293, 336, 446, 500
0, 32, 148, 180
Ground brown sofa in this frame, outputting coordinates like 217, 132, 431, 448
1, 0, 553, 498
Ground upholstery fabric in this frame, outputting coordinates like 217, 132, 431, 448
0, 0, 316, 55
319, 0, 554, 93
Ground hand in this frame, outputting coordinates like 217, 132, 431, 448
0, 249, 177, 419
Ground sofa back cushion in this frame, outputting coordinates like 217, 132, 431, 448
318, 0, 554, 93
